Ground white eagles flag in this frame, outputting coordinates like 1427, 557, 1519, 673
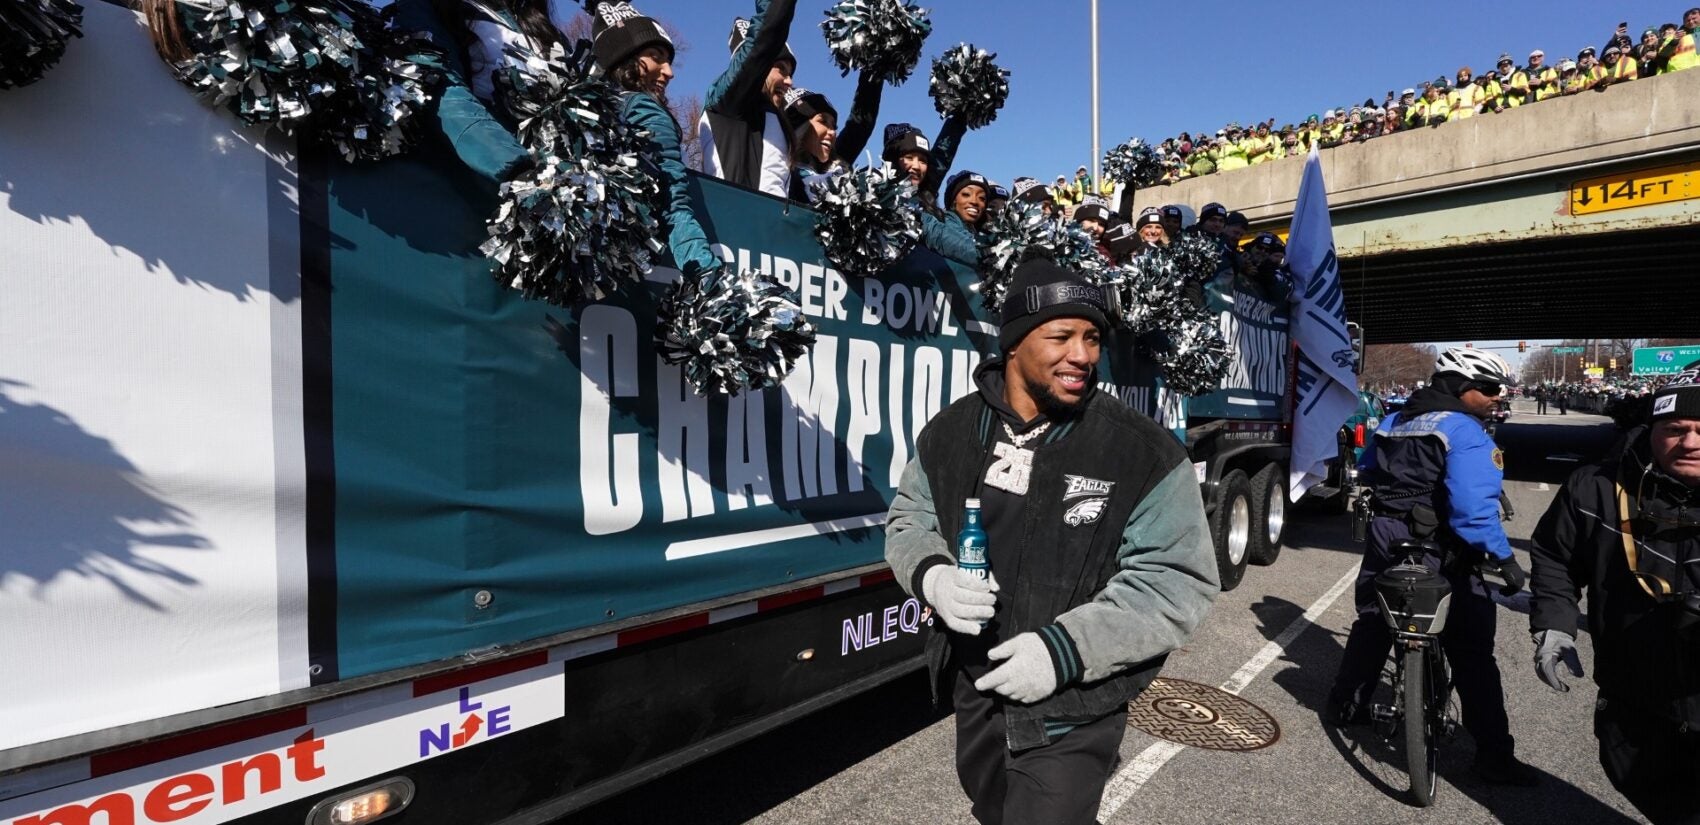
1287, 149, 1361, 499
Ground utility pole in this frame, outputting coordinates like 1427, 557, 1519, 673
1089, 0, 1101, 190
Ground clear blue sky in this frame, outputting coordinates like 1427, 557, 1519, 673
640, 0, 1681, 187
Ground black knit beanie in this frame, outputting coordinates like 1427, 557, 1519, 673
998, 257, 1110, 352
590, 2, 673, 72
727, 17, 796, 68
781, 87, 836, 133
1653, 364, 1700, 423
882, 123, 930, 163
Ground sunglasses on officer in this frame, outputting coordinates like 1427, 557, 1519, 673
1466, 382, 1503, 397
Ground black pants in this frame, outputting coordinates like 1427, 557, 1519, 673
1537, 398, 1548, 414
1330, 516, 1515, 760
952, 667, 1125, 825
1597, 698, 1700, 825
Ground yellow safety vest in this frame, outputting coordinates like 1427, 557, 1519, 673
1247, 135, 1277, 165
1501, 70, 1529, 107
1608, 56, 1640, 81
1560, 73, 1588, 95
1663, 31, 1699, 72
1215, 141, 1249, 171
1531, 66, 1560, 100
1584, 65, 1606, 88
1448, 85, 1481, 120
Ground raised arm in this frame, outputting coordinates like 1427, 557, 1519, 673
833, 71, 886, 164
391, 0, 532, 187
919, 114, 967, 201
624, 96, 720, 277
704, 0, 799, 117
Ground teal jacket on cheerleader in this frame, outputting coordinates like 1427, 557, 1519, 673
912, 113, 972, 265
623, 92, 720, 278
921, 211, 979, 267
391, 0, 532, 187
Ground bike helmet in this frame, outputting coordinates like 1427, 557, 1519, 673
1433, 347, 1511, 384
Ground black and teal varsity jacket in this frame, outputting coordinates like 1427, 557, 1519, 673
884, 359, 1219, 750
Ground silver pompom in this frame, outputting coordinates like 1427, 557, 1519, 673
480, 40, 663, 306
1102, 137, 1163, 187
811, 164, 924, 278
0, 0, 81, 89
820, 0, 931, 85
1154, 316, 1233, 396
655, 269, 819, 396
169, 0, 442, 162
928, 43, 1009, 130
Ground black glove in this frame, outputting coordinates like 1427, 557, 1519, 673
1489, 555, 1527, 596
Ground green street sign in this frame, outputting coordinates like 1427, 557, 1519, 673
1550, 346, 1585, 354
1633, 345, 1700, 375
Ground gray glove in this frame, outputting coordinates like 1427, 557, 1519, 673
921, 565, 998, 635
974, 632, 1058, 704
1533, 629, 1585, 693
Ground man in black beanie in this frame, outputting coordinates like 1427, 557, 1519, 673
1529, 363, 1700, 824
885, 256, 1219, 825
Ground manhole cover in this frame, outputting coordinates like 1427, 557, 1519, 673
1126, 678, 1280, 751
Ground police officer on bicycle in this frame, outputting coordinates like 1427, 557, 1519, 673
1328, 347, 1540, 786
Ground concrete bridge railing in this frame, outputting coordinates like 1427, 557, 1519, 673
1129, 68, 1700, 227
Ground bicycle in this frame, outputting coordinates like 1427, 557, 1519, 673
1368, 538, 1457, 806
1367, 539, 1515, 806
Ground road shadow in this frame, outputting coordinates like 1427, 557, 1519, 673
0, 380, 209, 609
1261, 593, 1632, 821
555, 670, 949, 824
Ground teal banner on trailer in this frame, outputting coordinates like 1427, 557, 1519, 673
322, 151, 1008, 676
1187, 275, 1292, 421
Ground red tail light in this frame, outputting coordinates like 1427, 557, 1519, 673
1354, 424, 1366, 448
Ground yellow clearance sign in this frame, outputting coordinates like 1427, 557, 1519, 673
1570, 162, 1700, 216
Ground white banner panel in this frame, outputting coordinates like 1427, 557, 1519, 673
0, 3, 307, 751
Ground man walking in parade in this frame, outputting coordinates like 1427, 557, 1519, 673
1328, 348, 1540, 786
1529, 367, 1700, 824
884, 256, 1219, 825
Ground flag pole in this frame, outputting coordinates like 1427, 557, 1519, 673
1090, 0, 1101, 190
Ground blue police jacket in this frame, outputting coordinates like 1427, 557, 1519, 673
1360, 404, 1512, 561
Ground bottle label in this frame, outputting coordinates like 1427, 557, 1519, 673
958, 537, 988, 575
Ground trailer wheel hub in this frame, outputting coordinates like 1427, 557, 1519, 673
1127, 678, 1280, 751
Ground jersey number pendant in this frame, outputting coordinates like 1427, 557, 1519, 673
984, 443, 1036, 496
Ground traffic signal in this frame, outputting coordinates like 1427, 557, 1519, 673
1610, 357, 1618, 370
1518, 341, 1527, 353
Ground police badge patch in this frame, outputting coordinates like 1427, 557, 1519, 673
1062, 475, 1113, 527
1492, 448, 1505, 470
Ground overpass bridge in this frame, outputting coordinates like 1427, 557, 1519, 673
1130, 69, 1700, 345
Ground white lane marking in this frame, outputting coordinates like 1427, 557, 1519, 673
1538, 482, 1551, 491
1098, 565, 1359, 820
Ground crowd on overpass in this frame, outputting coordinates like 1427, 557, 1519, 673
1043, 7, 1700, 195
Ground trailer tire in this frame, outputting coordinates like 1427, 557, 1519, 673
1212, 470, 1253, 592
1248, 464, 1286, 566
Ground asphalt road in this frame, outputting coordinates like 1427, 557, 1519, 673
561, 402, 1635, 825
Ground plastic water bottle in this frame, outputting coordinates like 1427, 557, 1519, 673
957, 498, 989, 583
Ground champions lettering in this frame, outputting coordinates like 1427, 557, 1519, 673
579, 246, 983, 538
1217, 288, 1288, 399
